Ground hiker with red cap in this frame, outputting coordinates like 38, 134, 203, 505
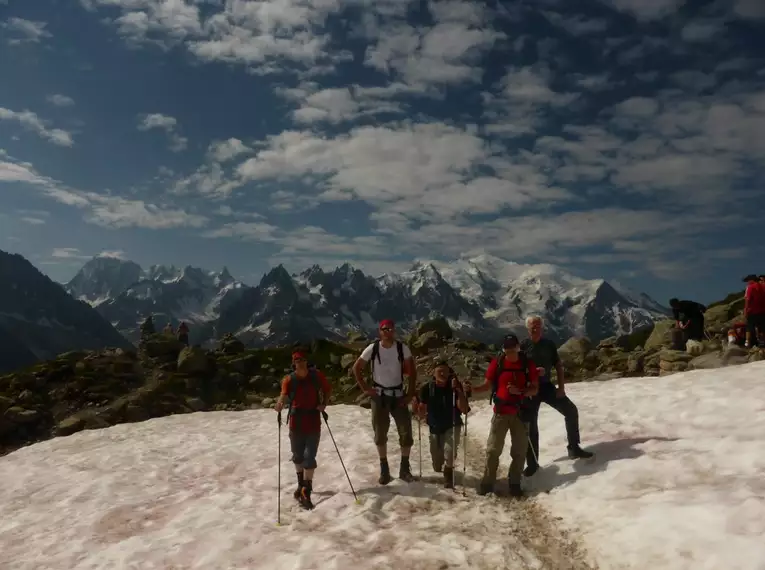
275, 351, 332, 510
743, 274, 765, 349
353, 319, 417, 484
469, 333, 539, 498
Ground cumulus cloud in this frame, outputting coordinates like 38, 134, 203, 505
1, 17, 52, 44
2, 154, 207, 230
137, 113, 187, 151
46, 94, 75, 107
0, 107, 74, 146
207, 138, 252, 163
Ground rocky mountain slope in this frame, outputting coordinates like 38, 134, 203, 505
67, 254, 668, 347
0, 292, 758, 458
66, 256, 248, 345
0, 250, 133, 374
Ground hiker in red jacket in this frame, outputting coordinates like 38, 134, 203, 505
469, 333, 539, 498
743, 275, 765, 348
275, 351, 332, 510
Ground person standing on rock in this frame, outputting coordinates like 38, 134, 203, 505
177, 321, 189, 346
669, 298, 706, 343
470, 333, 539, 498
414, 360, 469, 488
352, 319, 417, 484
274, 351, 332, 510
520, 316, 593, 477
743, 275, 765, 349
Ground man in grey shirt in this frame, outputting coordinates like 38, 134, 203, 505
520, 315, 593, 476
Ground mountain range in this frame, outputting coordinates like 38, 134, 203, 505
0, 250, 133, 374
65, 253, 669, 348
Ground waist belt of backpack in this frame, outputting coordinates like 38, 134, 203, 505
373, 382, 404, 398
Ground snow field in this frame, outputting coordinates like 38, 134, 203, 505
465, 361, 765, 570
0, 405, 543, 570
1, 361, 764, 569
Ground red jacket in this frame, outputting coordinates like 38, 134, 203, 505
485, 355, 539, 415
281, 370, 331, 433
745, 283, 765, 315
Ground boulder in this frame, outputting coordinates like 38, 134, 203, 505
346, 331, 366, 343
140, 334, 184, 360
415, 331, 445, 350
559, 337, 593, 356
644, 320, 675, 352
688, 353, 725, 370
341, 354, 357, 369
416, 317, 453, 340
177, 346, 212, 375
219, 334, 245, 355
4, 406, 40, 424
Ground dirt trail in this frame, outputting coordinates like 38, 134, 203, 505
458, 428, 598, 570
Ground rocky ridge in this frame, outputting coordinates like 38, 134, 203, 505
1, 289, 757, 458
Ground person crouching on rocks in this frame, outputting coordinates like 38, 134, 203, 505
470, 333, 539, 498
274, 351, 332, 510
414, 360, 470, 488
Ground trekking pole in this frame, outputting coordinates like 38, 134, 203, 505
277, 411, 282, 526
452, 387, 457, 491
462, 386, 469, 496
321, 411, 359, 503
418, 412, 422, 479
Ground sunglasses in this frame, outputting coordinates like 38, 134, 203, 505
380, 327, 393, 332
293, 358, 307, 363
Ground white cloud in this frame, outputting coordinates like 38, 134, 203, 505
2, 154, 208, 230
51, 247, 90, 260
1, 17, 52, 44
0, 107, 74, 146
279, 84, 406, 125
602, 0, 686, 21
46, 94, 75, 107
96, 250, 127, 259
733, 0, 765, 19
207, 138, 251, 162
681, 20, 724, 42
137, 113, 187, 151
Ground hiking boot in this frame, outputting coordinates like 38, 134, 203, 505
477, 482, 493, 496
298, 481, 314, 510
508, 482, 525, 499
293, 471, 305, 500
523, 463, 539, 478
443, 467, 454, 489
568, 445, 594, 460
378, 459, 392, 485
399, 457, 414, 482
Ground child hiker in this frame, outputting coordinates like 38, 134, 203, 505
415, 360, 470, 488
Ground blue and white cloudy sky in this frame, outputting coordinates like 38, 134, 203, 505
1, 0, 763, 303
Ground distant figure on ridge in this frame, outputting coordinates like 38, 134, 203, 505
177, 321, 189, 346
352, 319, 417, 485
140, 315, 155, 338
669, 298, 706, 343
743, 275, 765, 348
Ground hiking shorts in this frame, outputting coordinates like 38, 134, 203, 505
289, 430, 321, 470
747, 313, 765, 338
482, 412, 528, 486
371, 395, 414, 447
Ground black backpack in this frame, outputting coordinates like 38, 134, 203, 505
370, 339, 405, 387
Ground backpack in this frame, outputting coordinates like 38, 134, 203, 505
490, 351, 530, 407
369, 340, 405, 388
285, 369, 322, 425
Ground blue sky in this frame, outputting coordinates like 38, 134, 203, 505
0, 0, 763, 304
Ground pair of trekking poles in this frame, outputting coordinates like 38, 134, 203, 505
416, 380, 469, 494
276, 410, 357, 525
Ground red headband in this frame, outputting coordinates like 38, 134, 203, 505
292, 352, 306, 361
379, 319, 394, 329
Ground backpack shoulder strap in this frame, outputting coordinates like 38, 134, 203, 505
308, 368, 322, 407
371, 340, 381, 365
286, 372, 298, 418
491, 353, 505, 402
396, 341, 405, 381
520, 351, 530, 386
